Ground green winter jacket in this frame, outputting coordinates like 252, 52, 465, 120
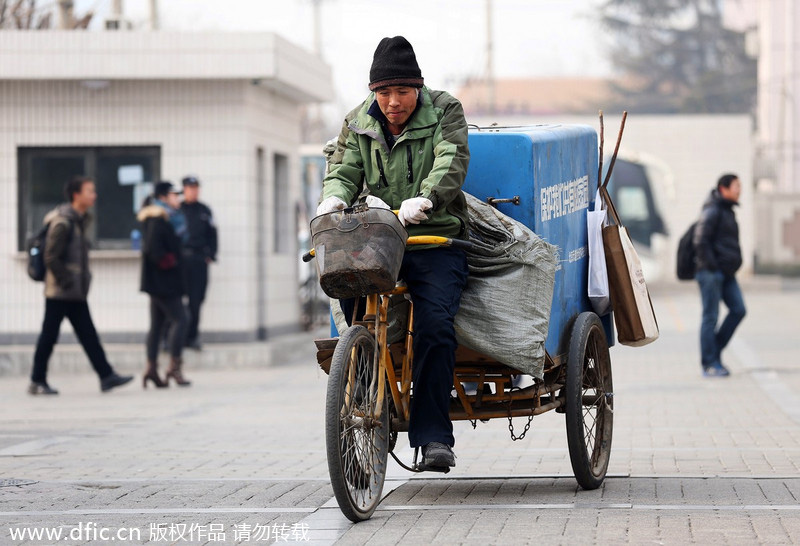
322, 87, 470, 242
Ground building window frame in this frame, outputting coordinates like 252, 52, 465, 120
17, 145, 161, 251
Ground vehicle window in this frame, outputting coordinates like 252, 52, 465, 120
617, 186, 649, 222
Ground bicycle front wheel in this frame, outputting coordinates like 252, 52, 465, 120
325, 325, 389, 522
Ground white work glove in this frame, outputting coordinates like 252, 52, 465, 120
398, 197, 433, 226
316, 196, 346, 216
365, 195, 391, 210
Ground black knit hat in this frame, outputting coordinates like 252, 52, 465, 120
369, 36, 424, 91
154, 181, 181, 198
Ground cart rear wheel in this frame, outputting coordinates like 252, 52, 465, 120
565, 312, 613, 490
325, 325, 389, 522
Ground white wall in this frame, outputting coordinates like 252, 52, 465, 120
244, 83, 304, 333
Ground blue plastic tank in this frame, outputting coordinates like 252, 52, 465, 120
463, 125, 612, 357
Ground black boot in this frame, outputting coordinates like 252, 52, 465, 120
166, 357, 191, 387
143, 360, 168, 389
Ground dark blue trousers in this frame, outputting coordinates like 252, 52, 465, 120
341, 247, 468, 448
696, 269, 746, 367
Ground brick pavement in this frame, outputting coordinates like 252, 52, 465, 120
1, 279, 799, 544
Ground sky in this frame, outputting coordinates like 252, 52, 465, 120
73, 0, 612, 111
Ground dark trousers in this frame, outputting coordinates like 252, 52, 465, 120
341, 247, 469, 449
31, 299, 114, 383
184, 255, 209, 342
147, 296, 188, 361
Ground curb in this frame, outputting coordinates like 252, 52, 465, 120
0, 327, 327, 377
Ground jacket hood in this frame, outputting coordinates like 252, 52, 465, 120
137, 204, 169, 222
44, 203, 88, 225
703, 189, 737, 210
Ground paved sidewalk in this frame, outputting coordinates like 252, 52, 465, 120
1, 279, 799, 545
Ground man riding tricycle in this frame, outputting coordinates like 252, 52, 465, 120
308, 35, 615, 522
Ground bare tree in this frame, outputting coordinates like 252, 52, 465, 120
600, 0, 756, 114
0, 0, 92, 29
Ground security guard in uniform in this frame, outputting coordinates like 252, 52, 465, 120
180, 175, 218, 350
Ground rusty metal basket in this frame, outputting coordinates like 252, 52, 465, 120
310, 205, 408, 299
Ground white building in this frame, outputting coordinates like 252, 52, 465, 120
0, 31, 332, 343
752, 1, 800, 271
725, 0, 800, 271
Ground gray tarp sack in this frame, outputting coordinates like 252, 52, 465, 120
453, 193, 558, 379
329, 192, 558, 379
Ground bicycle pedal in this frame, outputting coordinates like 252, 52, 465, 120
414, 463, 451, 474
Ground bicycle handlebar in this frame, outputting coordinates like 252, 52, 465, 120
302, 235, 472, 262
405, 236, 473, 250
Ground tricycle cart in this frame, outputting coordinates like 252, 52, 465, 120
312, 125, 615, 522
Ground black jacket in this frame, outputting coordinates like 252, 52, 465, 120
693, 189, 742, 276
137, 204, 186, 298
180, 201, 217, 261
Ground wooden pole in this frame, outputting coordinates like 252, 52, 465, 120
600, 111, 628, 226
597, 110, 604, 190
601, 110, 627, 190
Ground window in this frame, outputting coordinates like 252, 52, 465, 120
617, 186, 649, 222
18, 146, 160, 250
273, 153, 290, 254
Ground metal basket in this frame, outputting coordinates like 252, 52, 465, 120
310, 205, 408, 299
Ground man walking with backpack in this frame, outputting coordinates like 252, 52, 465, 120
28, 176, 133, 395
693, 173, 746, 377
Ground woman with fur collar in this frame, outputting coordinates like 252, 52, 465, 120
137, 181, 191, 388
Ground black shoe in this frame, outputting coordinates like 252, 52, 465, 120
100, 372, 134, 392
185, 338, 202, 351
422, 442, 456, 469
28, 381, 59, 395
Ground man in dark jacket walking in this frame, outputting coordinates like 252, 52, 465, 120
318, 36, 470, 471
29, 176, 133, 394
179, 175, 217, 350
693, 173, 746, 377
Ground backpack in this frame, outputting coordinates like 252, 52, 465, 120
676, 222, 698, 281
26, 219, 73, 282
